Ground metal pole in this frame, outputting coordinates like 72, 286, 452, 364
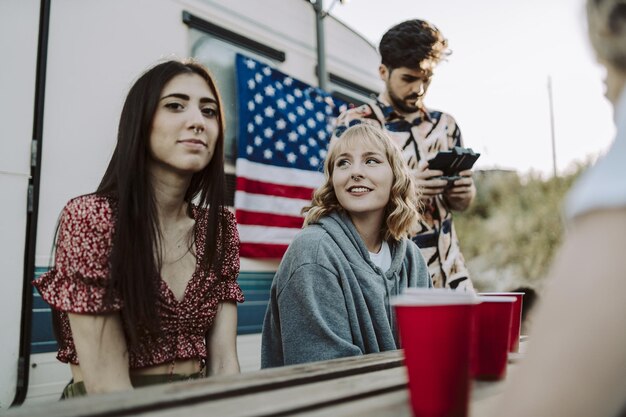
547, 76, 557, 177
313, 0, 329, 90
14, 0, 51, 405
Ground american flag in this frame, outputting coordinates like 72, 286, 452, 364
234, 54, 347, 258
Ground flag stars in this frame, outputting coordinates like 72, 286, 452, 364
264, 106, 276, 118
239, 56, 347, 171
264, 85, 276, 97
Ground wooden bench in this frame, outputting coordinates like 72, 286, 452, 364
5, 346, 521, 417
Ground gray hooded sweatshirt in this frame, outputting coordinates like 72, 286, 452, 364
261, 211, 431, 368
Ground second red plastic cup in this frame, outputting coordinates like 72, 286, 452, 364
478, 292, 524, 352
471, 296, 515, 380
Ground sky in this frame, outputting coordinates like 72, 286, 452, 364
331, 0, 615, 176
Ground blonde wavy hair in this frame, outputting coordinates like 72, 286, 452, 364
587, 0, 626, 70
303, 124, 421, 241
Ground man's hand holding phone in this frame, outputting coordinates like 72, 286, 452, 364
412, 160, 448, 201
412, 147, 479, 209
444, 169, 476, 211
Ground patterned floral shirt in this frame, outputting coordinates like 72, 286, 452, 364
33, 194, 244, 369
333, 96, 474, 290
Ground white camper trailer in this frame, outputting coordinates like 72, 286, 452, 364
1, 0, 381, 407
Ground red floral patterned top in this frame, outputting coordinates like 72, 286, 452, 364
33, 194, 244, 369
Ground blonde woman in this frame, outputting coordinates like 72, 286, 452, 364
493, 1, 626, 416
261, 124, 431, 367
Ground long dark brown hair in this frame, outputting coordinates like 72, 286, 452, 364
96, 60, 228, 343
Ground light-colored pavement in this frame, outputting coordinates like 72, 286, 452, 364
237, 333, 262, 373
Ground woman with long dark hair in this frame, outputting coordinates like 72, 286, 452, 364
34, 59, 244, 397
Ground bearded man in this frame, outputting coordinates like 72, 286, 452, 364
332, 19, 476, 290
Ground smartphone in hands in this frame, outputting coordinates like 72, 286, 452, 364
427, 147, 480, 185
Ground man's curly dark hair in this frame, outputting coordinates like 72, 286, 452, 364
379, 19, 449, 71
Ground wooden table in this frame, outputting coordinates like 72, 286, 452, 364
4, 349, 520, 417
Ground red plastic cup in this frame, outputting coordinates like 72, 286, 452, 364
479, 292, 524, 352
471, 296, 515, 380
394, 294, 479, 417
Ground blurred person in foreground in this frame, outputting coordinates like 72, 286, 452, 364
494, 1, 626, 415
261, 124, 431, 367
33, 60, 244, 397
332, 19, 476, 291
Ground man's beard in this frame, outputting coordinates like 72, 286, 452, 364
387, 88, 421, 114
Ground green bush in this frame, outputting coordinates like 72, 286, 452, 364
454, 167, 585, 292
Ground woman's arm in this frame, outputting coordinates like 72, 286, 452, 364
206, 301, 240, 376
273, 263, 362, 366
68, 312, 132, 393
493, 208, 626, 417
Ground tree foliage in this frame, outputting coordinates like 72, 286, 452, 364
454, 167, 585, 292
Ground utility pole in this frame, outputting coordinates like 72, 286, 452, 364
312, 0, 329, 90
547, 76, 557, 177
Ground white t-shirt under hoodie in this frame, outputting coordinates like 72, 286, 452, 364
369, 241, 392, 273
